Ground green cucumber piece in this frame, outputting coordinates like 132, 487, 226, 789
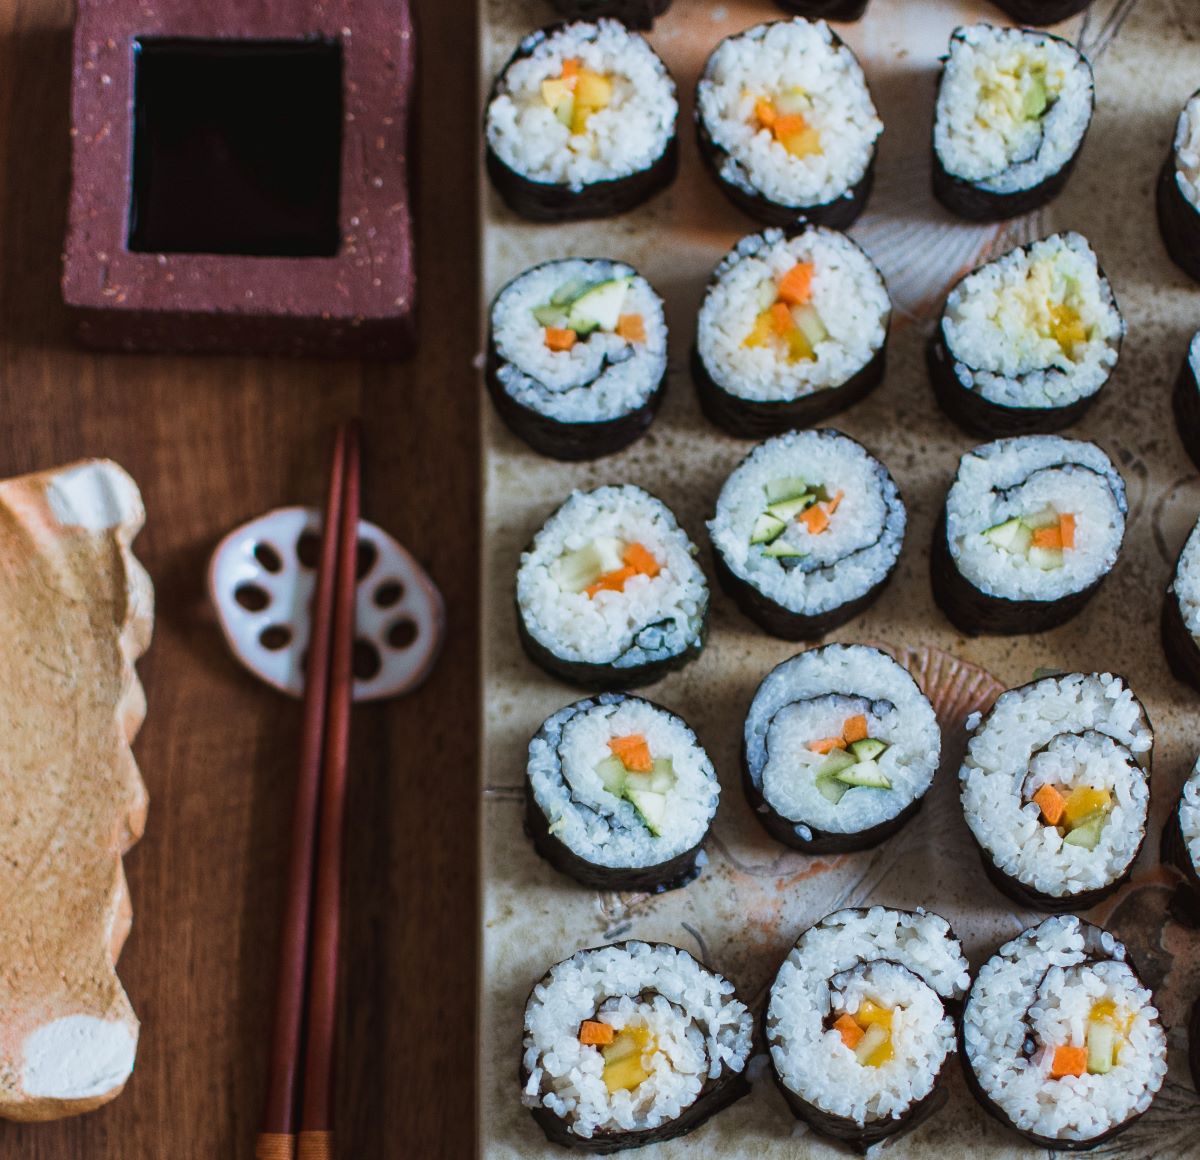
816, 750, 856, 779
983, 516, 1031, 553
848, 737, 887, 761
566, 278, 630, 335
763, 540, 806, 559
793, 303, 828, 347
649, 757, 676, 794
625, 787, 667, 836
550, 537, 626, 593
834, 759, 892, 790
595, 755, 628, 795
766, 494, 815, 521
751, 513, 787, 545
1028, 546, 1064, 571
1024, 506, 1060, 530
1063, 815, 1105, 850
774, 87, 811, 116
765, 477, 809, 504
532, 302, 570, 328
1023, 74, 1048, 119
816, 776, 848, 804
1087, 1020, 1116, 1075
550, 277, 590, 307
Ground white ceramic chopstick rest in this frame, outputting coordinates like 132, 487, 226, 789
208, 506, 444, 701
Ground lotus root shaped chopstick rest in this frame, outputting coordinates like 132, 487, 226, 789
209, 507, 444, 701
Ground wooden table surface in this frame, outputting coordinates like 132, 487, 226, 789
0, 1, 479, 1157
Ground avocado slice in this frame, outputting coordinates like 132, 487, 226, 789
566, 278, 630, 335
848, 737, 887, 761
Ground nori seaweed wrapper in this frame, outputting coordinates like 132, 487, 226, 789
1161, 800, 1200, 926
523, 694, 711, 893
1161, 581, 1200, 695
692, 340, 886, 440
1190, 997, 1200, 1096
988, 0, 1093, 24
521, 942, 753, 1152
548, 0, 671, 30
932, 152, 1084, 223
930, 508, 1104, 636
771, 0, 870, 20
1158, 142, 1200, 284
486, 329, 666, 461
485, 24, 679, 223
1172, 341, 1200, 472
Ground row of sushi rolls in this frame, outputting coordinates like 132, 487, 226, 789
485, 0, 1200, 1151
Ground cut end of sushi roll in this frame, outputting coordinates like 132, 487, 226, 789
485, 21, 679, 221
743, 645, 939, 853
930, 232, 1123, 436
521, 942, 753, 1151
695, 19, 882, 229
709, 430, 905, 639
693, 229, 890, 438
487, 259, 668, 460
525, 693, 720, 892
1163, 511, 1200, 694
1158, 91, 1200, 284
516, 485, 709, 688
960, 671, 1152, 911
962, 916, 1167, 1150
548, 0, 672, 31
934, 435, 1126, 635
933, 25, 1094, 222
987, 0, 1094, 24
766, 907, 969, 1150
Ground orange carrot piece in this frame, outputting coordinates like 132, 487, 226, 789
622, 541, 660, 578
544, 326, 577, 352
584, 565, 637, 598
834, 1013, 865, 1050
769, 301, 795, 335
615, 313, 646, 343
1059, 513, 1076, 550
1033, 784, 1066, 826
808, 736, 847, 754
777, 262, 815, 307
772, 113, 809, 140
800, 504, 830, 535
561, 58, 581, 80
825, 490, 844, 515
608, 734, 654, 773
1032, 525, 1062, 550
580, 1020, 615, 1046
754, 97, 777, 128
1050, 1045, 1087, 1079
843, 715, 869, 744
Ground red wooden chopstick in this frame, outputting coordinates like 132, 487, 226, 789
256, 422, 358, 1160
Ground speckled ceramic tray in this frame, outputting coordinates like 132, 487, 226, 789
480, 1, 1200, 1155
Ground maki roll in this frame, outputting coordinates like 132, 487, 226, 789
962, 916, 1167, 1150
547, 0, 671, 31
516, 485, 708, 688
1156, 90, 1200, 283
932, 25, 1094, 222
484, 20, 678, 222
521, 941, 753, 1151
933, 435, 1127, 636
772, 0, 870, 18
987, 0, 1093, 23
1161, 756, 1200, 916
1162, 514, 1200, 694
929, 232, 1123, 437
960, 671, 1153, 913
765, 907, 970, 1151
525, 693, 720, 892
708, 430, 905, 639
742, 645, 940, 854
695, 19, 882, 230
487, 259, 668, 461
693, 228, 890, 438
1172, 329, 1200, 472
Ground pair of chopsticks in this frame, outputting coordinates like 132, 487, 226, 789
257, 422, 360, 1160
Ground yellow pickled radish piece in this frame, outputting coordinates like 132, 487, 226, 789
601, 1024, 654, 1093
1063, 786, 1111, 827
855, 1000, 893, 1029
1049, 303, 1087, 351
743, 311, 775, 348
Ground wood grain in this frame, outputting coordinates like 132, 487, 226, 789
0, 0, 479, 1156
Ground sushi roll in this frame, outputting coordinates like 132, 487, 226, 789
516, 485, 708, 688
928, 232, 1123, 437
772, 0, 870, 19
932, 25, 1094, 222
1172, 330, 1200, 472
484, 21, 678, 222
547, 0, 671, 31
1161, 756, 1200, 918
1192, 999, 1200, 1096
933, 436, 1127, 636
521, 941, 753, 1151
695, 19, 882, 230
962, 916, 1167, 1150
987, 0, 1094, 22
487, 259, 668, 460
1162, 514, 1200, 694
765, 907, 970, 1151
959, 671, 1153, 913
693, 229, 890, 438
525, 693, 720, 892
1156, 90, 1200, 283
742, 645, 940, 854
708, 431, 905, 639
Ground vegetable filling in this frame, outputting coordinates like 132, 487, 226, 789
983, 506, 1076, 571
595, 732, 677, 835
1030, 783, 1113, 851
531, 276, 645, 352
753, 89, 823, 159
574, 1019, 659, 1094
808, 713, 892, 803
541, 58, 613, 136
749, 476, 845, 562
551, 537, 662, 597
832, 999, 896, 1068
1048, 1000, 1133, 1078
742, 262, 828, 364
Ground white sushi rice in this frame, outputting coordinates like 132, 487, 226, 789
486, 21, 677, 191
517, 486, 707, 669
1174, 93, 1200, 211
963, 916, 1167, 1143
696, 19, 882, 209
528, 695, 719, 867
492, 260, 667, 423
960, 673, 1151, 897
522, 942, 753, 1139
1169, 512, 1200, 636
946, 436, 1126, 602
745, 645, 939, 837
942, 232, 1123, 408
696, 230, 890, 402
767, 908, 969, 1126
709, 431, 905, 617
934, 25, 1093, 193
1176, 757, 1200, 869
